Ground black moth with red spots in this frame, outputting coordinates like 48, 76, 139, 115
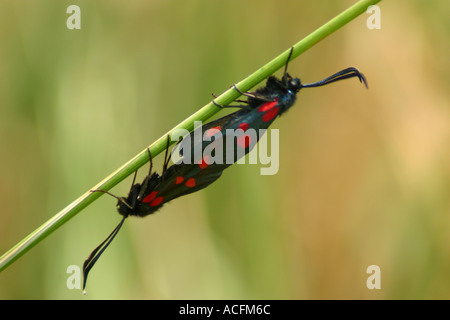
177, 47, 367, 169
82, 47, 368, 292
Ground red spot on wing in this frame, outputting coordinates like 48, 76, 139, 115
262, 106, 280, 122
205, 126, 221, 138
185, 178, 196, 188
175, 176, 184, 184
143, 191, 158, 203
237, 134, 252, 149
149, 197, 164, 207
198, 155, 210, 169
238, 122, 249, 131
257, 100, 278, 112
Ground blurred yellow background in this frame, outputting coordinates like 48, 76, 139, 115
1, 0, 449, 299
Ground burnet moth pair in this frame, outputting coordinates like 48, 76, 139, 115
82, 47, 368, 292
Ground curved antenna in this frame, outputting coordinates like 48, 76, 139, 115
82, 216, 127, 294
301, 67, 368, 89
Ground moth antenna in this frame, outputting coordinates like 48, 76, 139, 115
82, 216, 127, 293
301, 67, 368, 89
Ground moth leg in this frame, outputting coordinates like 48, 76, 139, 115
232, 84, 274, 102
90, 169, 137, 204
146, 148, 153, 177
212, 99, 253, 111
90, 189, 134, 210
162, 134, 172, 177
137, 148, 154, 200
211, 93, 248, 104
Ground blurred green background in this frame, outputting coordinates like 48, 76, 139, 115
1, 0, 449, 299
